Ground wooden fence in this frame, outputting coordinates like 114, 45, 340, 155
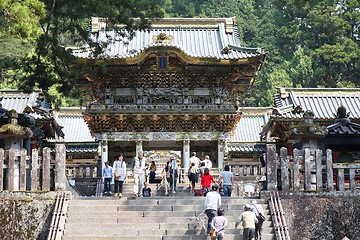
0, 146, 66, 191
267, 145, 360, 192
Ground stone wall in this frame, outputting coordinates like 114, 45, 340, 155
281, 196, 360, 240
0, 191, 57, 240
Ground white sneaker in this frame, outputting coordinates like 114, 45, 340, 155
119, 193, 122, 198
173, 191, 176, 193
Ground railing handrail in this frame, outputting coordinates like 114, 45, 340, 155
47, 191, 71, 240
95, 178, 103, 197
269, 191, 290, 240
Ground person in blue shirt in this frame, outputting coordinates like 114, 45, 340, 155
102, 161, 113, 194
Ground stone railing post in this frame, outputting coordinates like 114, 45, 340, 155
280, 147, 289, 191
304, 148, 312, 190
31, 149, 39, 191
55, 143, 67, 191
315, 149, 323, 190
326, 149, 334, 191
8, 149, 16, 191
0, 149, 4, 191
349, 168, 356, 190
337, 168, 345, 191
19, 149, 27, 191
292, 148, 300, 191
42, 147, 51, 191
266, 144, 277, 190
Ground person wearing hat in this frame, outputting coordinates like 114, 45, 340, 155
250, 200, 265, 240
204, 184, 221, 235
235, 204, 258, 240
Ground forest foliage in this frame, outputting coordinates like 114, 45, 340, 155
0, 0, 359, 107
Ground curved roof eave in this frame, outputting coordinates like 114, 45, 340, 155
75, 45, 265, 66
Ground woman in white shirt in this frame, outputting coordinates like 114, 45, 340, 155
113, 153, 126, 198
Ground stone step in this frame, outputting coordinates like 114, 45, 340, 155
63, 195, 275, 240
69, 197, 265, 206
65, 216, 273, 225
62, 234, 275, 240
67, 204, 270, 212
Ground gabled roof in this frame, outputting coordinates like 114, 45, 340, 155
272, 88, 360, 119
73, 18, 265, 61
54, 108, 95, 143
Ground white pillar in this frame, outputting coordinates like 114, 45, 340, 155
183, 139, 190, 170
218, 139, 225, 170
136, 140, 143, 154
101, 134, 108, 169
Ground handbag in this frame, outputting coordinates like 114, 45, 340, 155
210, 229, 217, 237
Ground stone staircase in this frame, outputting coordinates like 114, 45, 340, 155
62, 183, 275, 240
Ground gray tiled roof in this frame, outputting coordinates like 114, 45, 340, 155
73, 18, 264, 60
230, 113, 269, 142
273, 88, 360, 119
54, 109, 95, 143
0, 90, 51, 118
228, 108, 270, 153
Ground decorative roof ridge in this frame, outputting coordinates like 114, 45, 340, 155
222, 44, 264, 54
278, 87, 360, 98
272, 104, 294, 116
91, 17, 237, 31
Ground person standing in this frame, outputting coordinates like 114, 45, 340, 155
189, 162, 197, 192
201, 155, 212, 173
235, 204, 258, 240
204, 184, 221, 235
149, 160, 157, 183
102, 162, 113, 194
169, 156, 178, 193
250, 200, 265, 240
211, 208, 228, 240
131, 150, 148, 197
113, 153, 126, 198
218, 165, 234, 197
189, 152, 201, 180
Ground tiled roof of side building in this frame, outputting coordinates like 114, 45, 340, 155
230, 107, 271, 142
54, 108, 95, 143
0, 90, 52, 118
273, 88, 360, 119
72, 18, 265, 60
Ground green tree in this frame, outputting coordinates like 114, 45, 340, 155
6, 0, 164, 103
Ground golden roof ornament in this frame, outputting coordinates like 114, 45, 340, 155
153, 33, 174, 43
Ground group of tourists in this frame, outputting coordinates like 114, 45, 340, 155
204, 184, 265, 240
102, 150, 265, 240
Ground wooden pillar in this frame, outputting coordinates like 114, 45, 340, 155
292, 148, 300, 191
266, 144, 277, 190
315, 149, 323, 190
280, 147, 289, 191
19, 149, 27, 191
337, 169, 345, 191
42, 147, 51, 191
8, 149, 16, 191
0, 149, 4, 191
55, 143, 67, 191
31, 149, 39, 191
326, 149, 334, 191
304, 148, 312, 190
